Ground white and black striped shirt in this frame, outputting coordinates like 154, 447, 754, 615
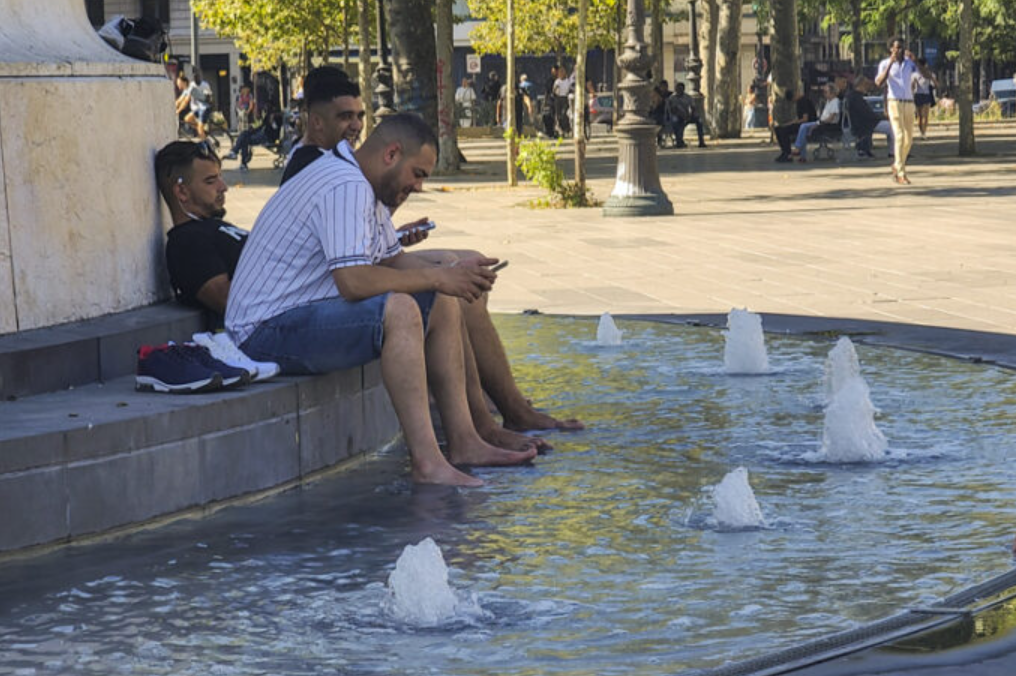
226, 141, 402, 345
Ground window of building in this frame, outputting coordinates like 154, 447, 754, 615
141, 0, 170, 25
84, 0, 104, 27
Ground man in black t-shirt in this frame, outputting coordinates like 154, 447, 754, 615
155, 140, 247, 316
280, 66, 365, 185
774, 90, 818, 162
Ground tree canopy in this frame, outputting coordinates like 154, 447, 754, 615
465, 0, 622, 56
192, 0, 365, 71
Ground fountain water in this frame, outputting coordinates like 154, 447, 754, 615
384, 537, 462, 627
819, 337, 888, 462
596, 312, 624, 346
723, 309, 770, 374
711, 466, 766, 529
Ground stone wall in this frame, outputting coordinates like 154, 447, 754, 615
0, 0, 176, 334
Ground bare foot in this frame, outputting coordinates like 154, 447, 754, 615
411, 457, 484, 487
448, 439, 538, 467
503, 408, 585, 432
478, 423, 552, 452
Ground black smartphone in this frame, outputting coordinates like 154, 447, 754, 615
490, 260, 509, 273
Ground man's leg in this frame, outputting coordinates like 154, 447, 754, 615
898, 101, 915, 178
888, 100, 905, 177
419, 293, 537, 468
694, 118, 706, 146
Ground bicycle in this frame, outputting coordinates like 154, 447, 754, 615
178, 110, 234, 152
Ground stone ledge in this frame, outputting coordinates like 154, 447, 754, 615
0, 367, 399, 554
0, 304, 206, 400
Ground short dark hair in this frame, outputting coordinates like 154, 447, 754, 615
303, 66, 360, 109
154, 140, 220, 206
888, 36, 904, 49
365, 113, 438, 156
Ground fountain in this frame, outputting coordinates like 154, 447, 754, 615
711, 466, 766, 529
723, 308, 770, 374
596, 311, 624, 346
384, 537, 461, 627
819, 337, 888, 462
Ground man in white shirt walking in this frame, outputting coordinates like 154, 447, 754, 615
454, 78, 477, 127
875, 37, 919, 184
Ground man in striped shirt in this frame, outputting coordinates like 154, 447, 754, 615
226, 115, 537, 487
279, 69, 585, 448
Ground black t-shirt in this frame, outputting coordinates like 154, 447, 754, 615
797, 96, 818, 122
280, 144, 327, 185
165, 218, 248, 307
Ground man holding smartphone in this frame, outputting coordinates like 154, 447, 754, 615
875, 37, 919, 184
227, 115, 539, 487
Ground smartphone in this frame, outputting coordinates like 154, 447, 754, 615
413, 220, 437, 233
490, 260, 509, 273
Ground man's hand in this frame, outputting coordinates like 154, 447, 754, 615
434, 257, 499, 302
396, 217, 431, 247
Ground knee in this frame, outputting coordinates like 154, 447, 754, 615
384, 293, 423, 333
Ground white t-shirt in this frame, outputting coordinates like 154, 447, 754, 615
226, 141, 402, 345
877, 57, 918, 102
186, 81, 213, 112
455, 85, 476, 107
820, 97, 841, 124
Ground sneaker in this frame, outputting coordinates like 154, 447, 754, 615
136, 344, 223, 394
174, 342, 251, 389
192, 332, 281, 382
224, 151, 238, 160
239, 164, 249, 173
213, 333, 281, 381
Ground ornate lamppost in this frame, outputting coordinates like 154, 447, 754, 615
374, 0, 396, 117
686, 0, 705, 122
603, 0, 673, 217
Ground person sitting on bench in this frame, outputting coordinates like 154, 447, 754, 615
793, 83, 840, 162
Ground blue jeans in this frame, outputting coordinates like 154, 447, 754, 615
239, 292, 435, 375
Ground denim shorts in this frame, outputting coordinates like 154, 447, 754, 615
239, 292, 435, 375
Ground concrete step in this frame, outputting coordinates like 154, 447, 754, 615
0, 304, 400, 556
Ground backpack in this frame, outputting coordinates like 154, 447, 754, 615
98, 15, 167, 63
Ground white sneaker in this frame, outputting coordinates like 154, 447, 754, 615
191, 331, 258, 381
211, 332, 281, 382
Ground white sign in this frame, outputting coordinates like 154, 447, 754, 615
466, 54, 481, 74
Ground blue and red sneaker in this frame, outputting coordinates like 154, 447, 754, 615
136, 344, 223, 394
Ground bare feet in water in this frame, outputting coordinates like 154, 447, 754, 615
478, 423, 552, 452
448, 438, 538, 468
412, 460, 485, 487
504, 408, 585, 433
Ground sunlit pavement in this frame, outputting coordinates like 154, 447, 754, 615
222, 122, 1016, 335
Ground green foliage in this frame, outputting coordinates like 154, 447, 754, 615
465, 0, 621, 56
192, 0, 369, 71
515, 135, 597, 208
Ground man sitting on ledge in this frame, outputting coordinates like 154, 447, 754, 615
225, 114, 537, 486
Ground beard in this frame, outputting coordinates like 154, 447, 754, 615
376, 169, 409, 209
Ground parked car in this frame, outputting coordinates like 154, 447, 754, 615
864, 95, 886, 118
989, 78, 1016, 117
589, 92, 614, 127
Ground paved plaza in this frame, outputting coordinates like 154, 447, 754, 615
223, 124, 1016, 335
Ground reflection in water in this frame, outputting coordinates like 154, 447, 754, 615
1, 316, 1016, 675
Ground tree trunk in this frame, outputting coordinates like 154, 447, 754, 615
651, 0, 663, 86
714, 0, 742, 138
769, 0, 800, 128
343, 0, 352, 73
506, 0, 517, 186
699, 0, 719, 135
957, 0, 976, 156
383, 0, 438, 130
849, 0, 862, 72
357, 0, 375, 134
574, 0, 588, 192
435, 0, 459, 172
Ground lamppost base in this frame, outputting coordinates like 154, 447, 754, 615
603, 193, 674, 217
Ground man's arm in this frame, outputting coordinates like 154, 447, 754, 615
874, 61, 889, 89
195, 274, 231, 314
332, 257, 498, 303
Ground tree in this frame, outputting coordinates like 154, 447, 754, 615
436, 0, 460, 171
384, 0, 439, 131
357, 0, 375, 134
466, 0, 621, 57
193, 0, 355, 73
769, 0, 801, 129
713, 0, 743, 137
698, 0, 720, 135
574, 0, 589, 191
957, 0, 976, 155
